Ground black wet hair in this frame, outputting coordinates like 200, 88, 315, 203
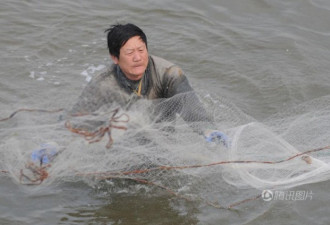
105, 23, 148, 58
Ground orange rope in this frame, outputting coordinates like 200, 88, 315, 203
0, 107, 130, 149
1, 107, 330, 208
75, 145, 330, 177
19, 162, 51, 185
65, 108, 129, 148
73, 145, 330, 209
1, 142, 329, 208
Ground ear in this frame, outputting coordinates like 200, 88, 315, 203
111, 55, 119, 64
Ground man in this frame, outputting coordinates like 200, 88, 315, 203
70, 23, 227, 145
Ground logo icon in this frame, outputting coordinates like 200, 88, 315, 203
262, 190, 273, 201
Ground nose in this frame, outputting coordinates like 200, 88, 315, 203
133, 51, 142, 61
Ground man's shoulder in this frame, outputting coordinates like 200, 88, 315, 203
150, 55, 184, 78
90, 65, 116, 84
150, 55, 176, 68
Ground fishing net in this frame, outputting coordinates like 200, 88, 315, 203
1, 91, 330, 208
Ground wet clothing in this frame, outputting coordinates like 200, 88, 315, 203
70, 55, 214, 133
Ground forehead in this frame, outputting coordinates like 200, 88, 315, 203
121, 36, 146, 50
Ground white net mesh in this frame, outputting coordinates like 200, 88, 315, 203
1, 92, 330, 208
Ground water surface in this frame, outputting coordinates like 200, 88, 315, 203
1, 0, 330, 224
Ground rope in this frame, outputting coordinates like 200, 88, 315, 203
74, 145, 330, 209
1, 107, 330, 208
65, 108, 129, 148
0, 107, 129, 184
75, 145, 330, 177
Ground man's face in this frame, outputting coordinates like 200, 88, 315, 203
111, 36, 149, 81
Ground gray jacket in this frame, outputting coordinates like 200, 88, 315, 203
70, 55, 213, 132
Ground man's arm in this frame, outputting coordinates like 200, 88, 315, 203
160, 66, 229, 146
70, 78, 105, 116
160, 66, 216, 133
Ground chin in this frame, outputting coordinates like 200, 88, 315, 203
128, 74, 143, 81
132, 71, 145, 78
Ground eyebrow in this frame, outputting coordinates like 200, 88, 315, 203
124, 49, 134, 53
125, 45, 145, 51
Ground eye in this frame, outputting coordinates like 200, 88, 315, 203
138, 46, 145, 52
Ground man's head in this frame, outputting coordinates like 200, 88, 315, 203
106, 23, 149, 81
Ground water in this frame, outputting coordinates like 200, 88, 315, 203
1, 0, 330, 224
